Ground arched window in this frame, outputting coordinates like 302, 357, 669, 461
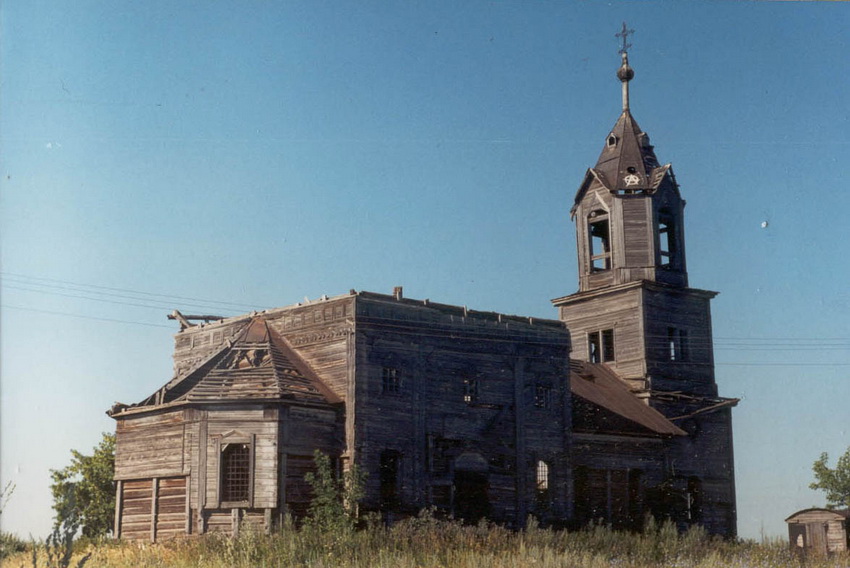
536, 460, 549, 492
588, 210, 611, 271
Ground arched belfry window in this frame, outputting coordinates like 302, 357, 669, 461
588, 210, 611, 271
658, 208, 677, 268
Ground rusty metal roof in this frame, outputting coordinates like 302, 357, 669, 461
570, 360, 686, 437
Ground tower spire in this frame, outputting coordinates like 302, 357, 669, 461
615, 22, 635, 112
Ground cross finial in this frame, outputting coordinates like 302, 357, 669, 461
616, 21, 634, 55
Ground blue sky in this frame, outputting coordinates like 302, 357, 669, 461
2, 1, 848, 540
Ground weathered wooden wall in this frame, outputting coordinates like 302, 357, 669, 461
115, 410, 187, 481
352, 293, 571, 525
557, 284, 646, 388
660, 407, 737, 537
570, 433, 666, 529
641, 285, 716, 396
787, 509, 849, 554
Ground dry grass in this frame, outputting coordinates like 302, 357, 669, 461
6, 514, 849, 568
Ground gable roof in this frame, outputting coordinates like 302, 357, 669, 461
112, 318, 340, 416
570, 360, 686, 437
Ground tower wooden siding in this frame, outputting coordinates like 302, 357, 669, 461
573, 182, 687, 293
556, 285, 647, 387
554, 46, 738, 537
641, 286, 717, 395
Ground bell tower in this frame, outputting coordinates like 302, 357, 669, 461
553, 34, 718, 397
554, 28, 737, 537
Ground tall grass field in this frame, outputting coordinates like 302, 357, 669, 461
4, 514, 849, 568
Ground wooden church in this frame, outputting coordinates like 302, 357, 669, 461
109, 44, 738, 541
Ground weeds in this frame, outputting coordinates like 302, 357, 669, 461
27, 516, 91, 568
5, 515, 849, 567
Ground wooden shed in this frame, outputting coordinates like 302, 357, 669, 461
786, 508, 849, 554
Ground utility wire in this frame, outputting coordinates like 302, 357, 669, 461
0, 271, 265, 312
4, 303, 849, 367
3, 272, 849, 364
2, 304, 174, 328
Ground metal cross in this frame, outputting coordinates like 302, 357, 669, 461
616, 22, 634, 55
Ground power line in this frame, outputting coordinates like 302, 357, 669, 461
1, 304, 173, 328
3, 272, 848, 362
4, 304, 849, 368
0, 272, 265, 312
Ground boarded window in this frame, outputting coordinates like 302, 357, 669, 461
221, 443, 251, 503
589, 329, 615, 363
588, 211, 611, 271
382, 367, 401, 394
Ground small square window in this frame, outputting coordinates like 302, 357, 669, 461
534, 384, 552, 409
382, 367, 401, 394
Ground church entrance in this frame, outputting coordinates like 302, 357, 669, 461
453, 452, 490, 523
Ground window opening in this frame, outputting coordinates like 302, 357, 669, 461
382, 367, 401, 394
221, 443, 251, 503
687, 477, 703, 523
628, 469, 644, 530
380, 450, 401, 507
588, 211, 611, 271
667, 328, 689, 361
463, 378, 478, 405
658, 210, 677, 267
589, 329, 615, 363
534, 384, 552, 409
536, 461, 549, 492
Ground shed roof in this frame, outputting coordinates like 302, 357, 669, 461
570, 360, 686, 437
785, 508, 850, 523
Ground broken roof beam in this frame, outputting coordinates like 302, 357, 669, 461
168, 310, 224, 330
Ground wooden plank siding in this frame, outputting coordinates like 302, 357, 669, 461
114, 411, 187, 481
117, 477, 187, 541
787, 509, 849, 554
352, 294, 571, 525
557, 284, 647, 387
